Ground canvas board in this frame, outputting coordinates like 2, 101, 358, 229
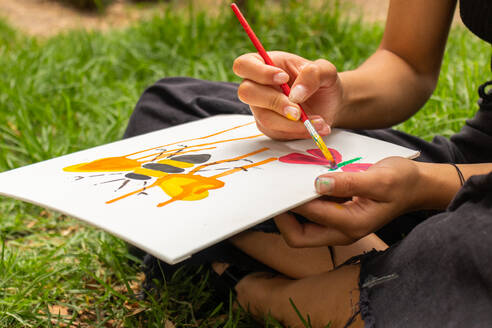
0, 115, 419, 264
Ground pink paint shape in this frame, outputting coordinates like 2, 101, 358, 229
279, 148, 342, 165
341, 163, 372, 172
278, 152, 330, 165
306, 148, 342, 163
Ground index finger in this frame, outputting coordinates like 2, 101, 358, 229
233, 53, 290, 85
274, 212, 355, 247
293, 197, 395, 238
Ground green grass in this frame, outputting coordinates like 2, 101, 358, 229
398, 27, 492, 139
0, 0, 490, 326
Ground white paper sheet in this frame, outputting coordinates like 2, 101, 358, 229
0, 115, 419, 264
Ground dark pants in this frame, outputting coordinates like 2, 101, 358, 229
125, 77, 492, 327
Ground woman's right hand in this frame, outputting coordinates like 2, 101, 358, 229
233, 51, 344, 140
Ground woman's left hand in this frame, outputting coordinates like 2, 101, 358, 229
274, 157, 424, 247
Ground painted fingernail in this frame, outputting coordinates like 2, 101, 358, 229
284, 106, 301, 121
312, 118, 328, 132
273, 72, 289, 84
289, 85, 307, 103
315, 177, 335, 194
318, 123, 331, 135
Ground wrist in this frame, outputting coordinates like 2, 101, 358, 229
413, 162, 462, 210
330, 71, 353, 128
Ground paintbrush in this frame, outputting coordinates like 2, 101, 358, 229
230, 3, 338, 169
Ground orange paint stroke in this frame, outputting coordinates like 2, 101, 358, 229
63, 156, 141, 172
64, 132, 261, 174
106, 185, 150, 204
134, 134, 263, 161
156, 157, 277, 207
190, 147, 269, 174
63, 145, 220, 174
211, 157, 278, 179
125, 121, 256, 157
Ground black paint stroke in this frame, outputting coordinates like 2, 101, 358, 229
150, 149, 168, 162
116, 179, 130, 191
97, 178, 126, 185
143, 163, 184, 173
125, 173, 152, 180
164, 145, 188, 159
170, 154, 211, 164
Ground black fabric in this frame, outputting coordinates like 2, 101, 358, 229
357, 94, 492, 326
458, 0, 492, 75
124, 77, 250, 138
459, 0, 492, 45
125, 77, 492, 326
450, 98, 492, 162
139, 238, 277, 300
359, 172, 492, 327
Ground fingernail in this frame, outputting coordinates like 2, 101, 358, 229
284, 106, 301, 121
315, 177, 335, 194
318, 123, 331, 135
289, 85, 307, 103
273, 72, 289, 84
312, 118, 328, 132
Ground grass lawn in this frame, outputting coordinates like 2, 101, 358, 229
0, 0, 490, 326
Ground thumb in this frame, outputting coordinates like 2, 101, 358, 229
314, 171, 381, 199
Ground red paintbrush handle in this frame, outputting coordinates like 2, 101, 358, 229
231, 3, 309, 122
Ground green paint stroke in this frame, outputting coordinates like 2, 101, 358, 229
329, 157, 362, 171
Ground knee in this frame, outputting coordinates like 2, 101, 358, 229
235, 272, 278, 311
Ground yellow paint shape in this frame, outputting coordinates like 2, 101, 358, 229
133, 167, 168, 178
158, 176, 223, 201
63, 157, 141, 172
157, 159, 194, 168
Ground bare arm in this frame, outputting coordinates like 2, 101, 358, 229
415, 162, 492, 209
232, 0, 458, 138
334, 0, 458, 128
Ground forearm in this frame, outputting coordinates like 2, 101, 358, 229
331, 0, 456, 130
414, 162, 492, 210
333, 49, 437, 129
